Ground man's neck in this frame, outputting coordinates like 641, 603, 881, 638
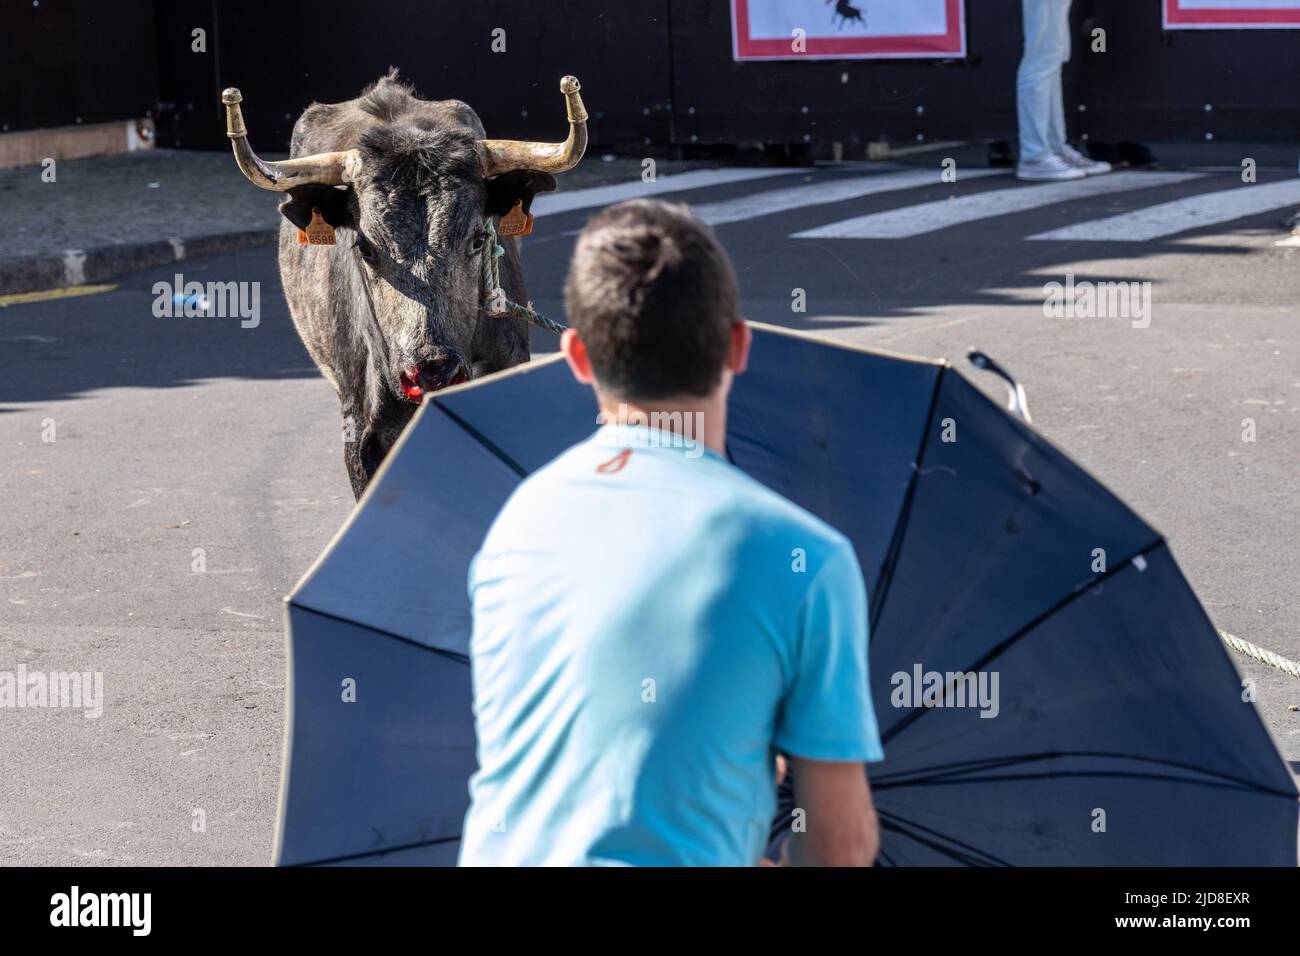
597, 394, 728, 456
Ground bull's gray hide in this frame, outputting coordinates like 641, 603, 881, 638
221, 72, 588, 497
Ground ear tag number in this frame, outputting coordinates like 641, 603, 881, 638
498, 199, 534, 238
298, 207, 336, 245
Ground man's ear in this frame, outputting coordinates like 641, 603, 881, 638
278, 185, 354, 231
484, 170, 557, 218
727, 319, 752, 376
561, 328, 596, 386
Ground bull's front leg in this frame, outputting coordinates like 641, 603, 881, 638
340, 403, 377, 499
339, 400, 416, 500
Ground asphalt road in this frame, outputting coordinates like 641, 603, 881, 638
2, 155, 1298, 864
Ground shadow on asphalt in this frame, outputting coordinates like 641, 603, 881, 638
1, 168, 1289, 407
485, 166, 1285, 337
701, 170, 1283, 329
0, 240, 570, 411
0, 244, 317, 410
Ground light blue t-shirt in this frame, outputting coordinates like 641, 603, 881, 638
459, 423, 882, 866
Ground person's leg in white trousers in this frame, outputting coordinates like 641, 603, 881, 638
1015, 0, 1109, 179
1044, 7, 1069, 156
1017, 0, 1071, 165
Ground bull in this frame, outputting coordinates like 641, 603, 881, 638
220, 71, 587, 497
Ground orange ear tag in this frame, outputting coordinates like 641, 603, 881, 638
297, 207, 336, 245
497, 199, 534, 238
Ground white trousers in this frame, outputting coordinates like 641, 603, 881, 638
1017, 0, 1073, 162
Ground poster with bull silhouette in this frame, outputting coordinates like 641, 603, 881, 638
1162, 0, 1300, 29
730, 0, 966, 60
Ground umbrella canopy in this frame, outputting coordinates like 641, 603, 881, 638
275, 323, 1297, 866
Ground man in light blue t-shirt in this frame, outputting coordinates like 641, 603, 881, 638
459, 200, 882, 867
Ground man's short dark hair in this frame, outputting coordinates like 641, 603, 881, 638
564, 199, 739, 400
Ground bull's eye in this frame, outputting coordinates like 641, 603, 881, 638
469, 232, 489, 256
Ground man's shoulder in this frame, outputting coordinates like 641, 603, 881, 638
725, 474, 854, 565
480, 438, 588, 528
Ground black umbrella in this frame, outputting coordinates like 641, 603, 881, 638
274, 324, 1297, 866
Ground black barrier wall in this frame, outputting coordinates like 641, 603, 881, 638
671, 0, 1300, 147
3, 0, 1298, 149
151, 0, 676, 152
0, 0, 158, 134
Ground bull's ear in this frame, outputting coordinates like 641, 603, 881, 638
278, 185, 354, 231
485, 170, 556, 218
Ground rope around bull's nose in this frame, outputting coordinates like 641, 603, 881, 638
480, 217, 568, 336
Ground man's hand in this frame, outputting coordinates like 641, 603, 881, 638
779, 757, 878, 867
758, 754, 792, 866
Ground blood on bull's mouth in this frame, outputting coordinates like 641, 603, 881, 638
399, 363, 469, 402
399, 371, 423, 402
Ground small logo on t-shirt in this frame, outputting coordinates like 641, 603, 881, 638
596, 449, 632, 474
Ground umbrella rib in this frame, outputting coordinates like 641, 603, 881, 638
295, 604, 470, 664
298, 833, 463, 867
433, 402, 528, 478
868, 366, 947, 637
880, 539, 1165, 745
878, 808, 1011, 866
873, 749, 1300, 796
875, 751, 1066, 785
878, 750, 1208, 785
873, 749, 1297, 797
877, 807, 1160, 867
881, 768, 1293, 795
877, 811, 1007, 866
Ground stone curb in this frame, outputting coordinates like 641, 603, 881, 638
0, 228, 278, 296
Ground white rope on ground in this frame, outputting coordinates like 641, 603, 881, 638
1218, 629, 1300, 679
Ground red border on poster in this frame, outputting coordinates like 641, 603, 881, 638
731, 0, 966, 60
1163, 0, 1300, 27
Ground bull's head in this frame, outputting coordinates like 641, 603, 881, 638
219, 76, 587, 403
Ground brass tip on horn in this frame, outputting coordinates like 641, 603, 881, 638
219, 85, 354, 191
559, 75, 588, 125
221, 87, 247, 140
476, 75, 589, 178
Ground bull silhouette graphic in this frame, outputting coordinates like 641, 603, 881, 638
830, 0, 865, 29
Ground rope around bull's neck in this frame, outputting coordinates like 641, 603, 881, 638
479, 217, 568, 336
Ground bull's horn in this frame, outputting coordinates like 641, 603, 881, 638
476, 75, 588, 178
221, 87, 359, 191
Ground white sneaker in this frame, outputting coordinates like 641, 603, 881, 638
1059, 144, 1112, 176
1016, 153, 1086, 182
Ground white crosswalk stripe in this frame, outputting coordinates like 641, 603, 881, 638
688, 168, 1007, 226
532, 167, 801, 217
788, 171, 1204, 239
1028, 179, 1300, 242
